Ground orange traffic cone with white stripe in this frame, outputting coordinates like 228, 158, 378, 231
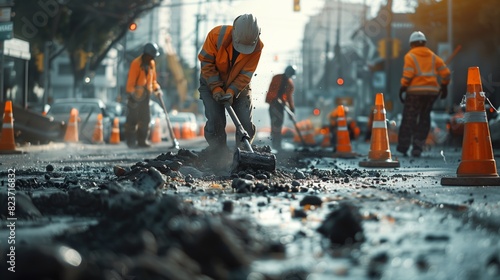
92, 113, 104, 144
64, 108, 79, 143
333, 105, 357, 158
173, 123, 181, 139
441, 66, 500, 186
0, 101, 21, 154
151, 117, 162, 143
359, 93, 400, 167
109, 117, 120, 144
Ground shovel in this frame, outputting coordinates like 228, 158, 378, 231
221, 96, 276, 172
277, 99, 307, 146
157, 93, 180, 149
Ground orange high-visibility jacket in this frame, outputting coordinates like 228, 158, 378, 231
400, 46, 450, 93
198, 25, 264, 97
126, 55, 160, 95
265, 74, 295, 110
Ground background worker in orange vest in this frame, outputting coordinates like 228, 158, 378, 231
125, 42, 162, 148
328, 106, 361, 150
265, 65, 296, 151
198, 14, 263, 154
398, 31, 450, 157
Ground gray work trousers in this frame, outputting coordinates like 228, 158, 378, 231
397, 93, 438, 153
199, 80, 255, 149
125, 96, 151, 146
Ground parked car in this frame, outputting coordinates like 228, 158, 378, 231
46, 98, 112, 143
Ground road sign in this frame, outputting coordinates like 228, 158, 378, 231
0, 21, 13, 40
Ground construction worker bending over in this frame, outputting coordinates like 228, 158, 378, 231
125, 42, 162, 148
265, 65, 296, 151
398, 31, 450, 157
198, 14, 263, 154
329, 106, 360, 150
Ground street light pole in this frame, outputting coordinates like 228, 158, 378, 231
384, 0, 393, 110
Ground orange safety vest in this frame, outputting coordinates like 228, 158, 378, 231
126, 56, 160, 100
198, 25, 264, 97
401, 46, 450, 93
265, 74, 295, 109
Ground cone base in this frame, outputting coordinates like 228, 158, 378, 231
441, 176, 500, 186
359, 159, 400, 168
457, 160, 498, 177
0, 149, 23, 154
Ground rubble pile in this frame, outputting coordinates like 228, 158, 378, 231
0, 148, 375, 280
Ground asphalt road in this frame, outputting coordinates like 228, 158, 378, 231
1, 136, 500, 279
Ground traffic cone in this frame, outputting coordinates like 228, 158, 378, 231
0, 101, 21, 154
109, 117, 120, 144
150, 117, 162, 143
359, 93, 400, 167
92, 113, 104, 144
64, 108, 79, 143
333, 105, 357, 158
441, 66, 500, 186
173, 123, 181, 139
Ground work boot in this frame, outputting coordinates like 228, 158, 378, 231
411, 149, 422, 157
396, 146, 408, 157
137, 141, 151, 148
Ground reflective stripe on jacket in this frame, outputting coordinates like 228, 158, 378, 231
400, 46, 450, 93
126, 55, 160, 94
198, 25, 263, 97
265, 74, 295, 109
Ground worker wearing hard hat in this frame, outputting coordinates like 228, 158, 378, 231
397, 31, 450, 157
198, 14, 264, 153
125, 42, 162, 148
265, 65, 296, 151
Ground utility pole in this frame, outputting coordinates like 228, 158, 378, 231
334, 0, 341, 82
384, 0, 393, 110
447, 0, 453, 108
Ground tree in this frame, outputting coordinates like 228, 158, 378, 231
13, 0, 163, 97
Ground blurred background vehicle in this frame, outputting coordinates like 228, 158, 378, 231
46, 98, 112, 143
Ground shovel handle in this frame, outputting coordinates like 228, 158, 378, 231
223, 102, 253, 152
157, 94, 180, 149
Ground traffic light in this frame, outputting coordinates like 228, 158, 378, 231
313, 108, 320, 116
35, 53, 44, 72
392, 38, 401, 58
129, 22, 137, 31
336, 77, 344, 86
293, 0, 300, 12
378, 39, 386, 59
79, 50, 87, 70
378, 38, 402, 59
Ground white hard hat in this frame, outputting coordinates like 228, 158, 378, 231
232, 14, 260, 54
409, 31, 427, 44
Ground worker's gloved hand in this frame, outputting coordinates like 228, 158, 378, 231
399, 86, 407, 104
213, 92, 233, 105
290, 107, 295, 113
154, 89, 163, 98
439, 84, 448, 99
